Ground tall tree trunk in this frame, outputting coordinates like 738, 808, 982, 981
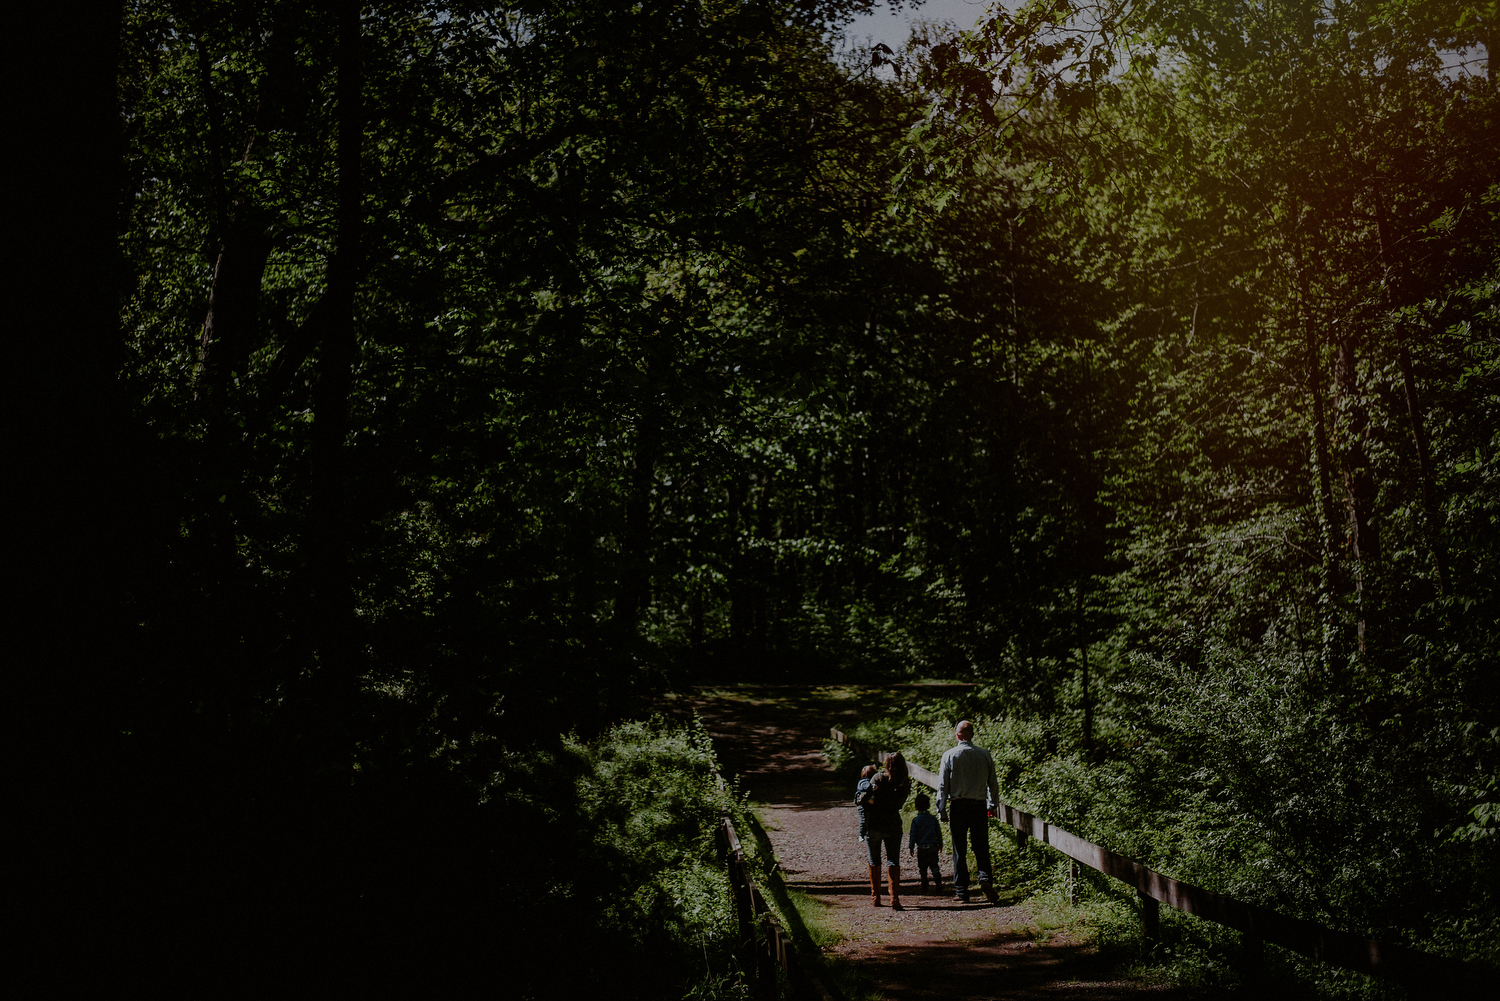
193, 15, 302, 403
189, 15, 307, 618
1484, 25, 1495, 91
1391, 321, 1449, 596
615, 406, 657, 636
1076, 576, 1092, 754
1374, 191, 1450, 597
198, 221, 275, 396
688, 472, 705, 649
1076, 335, 1097, 753
852, 444, 868, 600
1332, 329, 1379, 655
1298, 275, 1340, 557
305, 1, 362, 709
689, 587, 705, 649
21, 2, 128, 692
728, 473, 749, 643
755, 472, 774, 651
1296, 257, 1345, 670
19, 3, 142, 978
188, 21, 278, 577
192, 24, 229, 253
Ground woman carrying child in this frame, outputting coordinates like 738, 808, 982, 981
861, 752, 911, 909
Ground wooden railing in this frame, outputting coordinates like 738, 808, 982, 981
717, 813, 834, 1001
830, 727, 1486, 995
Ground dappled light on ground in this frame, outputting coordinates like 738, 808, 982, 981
676, 686, 1216, 999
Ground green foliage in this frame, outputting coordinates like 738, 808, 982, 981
847, 657, 1499, 995
486, 714, 761, 998
91, 0, 1500, 990
829, 4, 1500, 991
563, 717, 751, 994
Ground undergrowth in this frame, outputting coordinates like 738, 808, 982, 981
824, 673, 1498, 1000
543, 714, 769, 999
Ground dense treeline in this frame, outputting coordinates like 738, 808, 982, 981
19, 0, 1495, 995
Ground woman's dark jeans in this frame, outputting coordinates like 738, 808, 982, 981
863, 826, 901, 867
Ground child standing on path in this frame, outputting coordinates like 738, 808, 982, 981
908, 792, 943, 894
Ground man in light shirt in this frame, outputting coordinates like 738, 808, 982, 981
936, 719, 1000, 904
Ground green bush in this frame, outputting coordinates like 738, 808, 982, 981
530, 716, 761, 999
837, 664, 1499, 999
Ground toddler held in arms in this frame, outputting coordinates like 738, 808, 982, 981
854, 764, 878, 843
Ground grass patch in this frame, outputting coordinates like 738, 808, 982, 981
1014, 887, 1112, 943
785, 888, 844, 949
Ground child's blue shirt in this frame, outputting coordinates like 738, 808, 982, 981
908, 810, 941, 849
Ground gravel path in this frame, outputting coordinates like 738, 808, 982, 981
674, 686, 1205, 1001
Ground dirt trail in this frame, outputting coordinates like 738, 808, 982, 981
672, 686, 1202, 1001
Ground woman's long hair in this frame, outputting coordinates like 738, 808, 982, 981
884, 752, 909, 790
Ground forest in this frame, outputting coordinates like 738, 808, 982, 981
14, 0, 1497, 996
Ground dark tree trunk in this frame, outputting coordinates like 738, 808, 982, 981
198, 219, 275, 396
1332, 329, 1379, 654
615, 409, 657, 636
19, 3, 129, 724
1484, 26, 1496, 90
192, 14, 304, 404
1075, 337, 1097, 753
18, 3, 144, 984
1374, 192, 1450, 597
1299, 282, 1340, 556
687, 472, 705, 649
728, 474, 750, 642
690, 588, 705, 649
305, 1, 362, 709
852, 445, 868, 600
193, 24, 229, 248
1297, 261, 1346, 670
1391, 322, 1450, 596
998, 377, 1020, 657
755, 473, 774, 650
1077, 577, 1092, 754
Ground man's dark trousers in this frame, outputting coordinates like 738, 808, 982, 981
949, 799, 992, 893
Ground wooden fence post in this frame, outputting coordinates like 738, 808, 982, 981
719, 817, 758, 986
1140, 889, 1160, 946
748, 882, 772, 989
1242, 932, 1264, 985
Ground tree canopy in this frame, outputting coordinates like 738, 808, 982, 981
19, 0, 1496, 994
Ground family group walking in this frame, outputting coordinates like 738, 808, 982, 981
854, 720, 1001, 910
